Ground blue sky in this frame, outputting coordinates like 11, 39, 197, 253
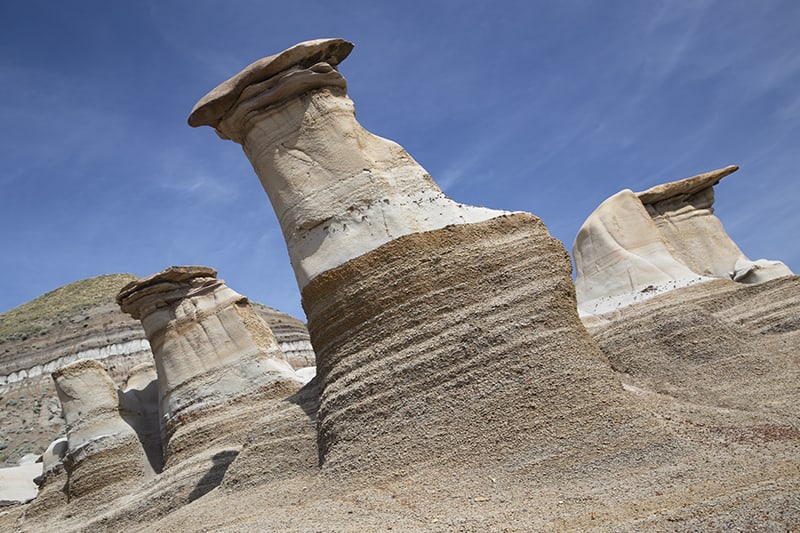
1, 1, 798, 320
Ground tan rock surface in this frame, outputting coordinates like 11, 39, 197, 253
573, 166, 793, 315
12, 268, 318, 531
0, 463, 42, 507
50, 359, 155, 505
189, 38, 509, 289
116, 266, 306, 468
190, 38, 658, 478
2, 38, 798, 532
0, 273, 315, 468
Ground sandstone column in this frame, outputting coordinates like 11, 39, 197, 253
573, 166, 794, 315
189, 39, 652, 475
52, 359, 154, 501
116, 266, 305, 469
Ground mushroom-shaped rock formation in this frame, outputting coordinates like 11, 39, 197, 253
116, 266, 310, 472
189, 38, 508, 289
189, 39, 655, 475
573, 166, 793, 316
51, 359, 155, 502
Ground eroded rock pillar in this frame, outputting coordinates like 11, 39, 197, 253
573, 166, 794, 315
189, 39, 649, 476
52, 359, 154, 501
116, 266, 305, 468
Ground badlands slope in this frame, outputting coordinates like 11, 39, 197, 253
1, 38, 798, 531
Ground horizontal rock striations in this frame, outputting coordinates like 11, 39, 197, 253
51, 359, 156, 504
189, 38, 509, 290
20, 267, 318, 528
573, 166, 793, 315
190, 38, 655, 476
0, 273, 314, 469
4, 38, 797, 533
301, 214, 651, 473
251, 302, 315, 369
116, 266, 307, 469
583, 275, 800, 415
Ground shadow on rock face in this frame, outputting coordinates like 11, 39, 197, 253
117, 379, 163, 475
187, 450, 240, 503
286, 377, 320, 421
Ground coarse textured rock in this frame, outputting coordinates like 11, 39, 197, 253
0, 274, 153, 467
0, 273, 315, 468
189, 38, 657, 477
582, 275, 800, 415
116, 266, 307, 469
51, 359, 155, 504
17, 268, 318, 530
573, 165, 793, 315
3, 38, 798, 533
251, 302, 315, 369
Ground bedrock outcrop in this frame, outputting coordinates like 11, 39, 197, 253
50, 359, 156, 503
116, 266, 308, 469
0, 273, 315, 468
1, 37, 798, 533
573, 165, 793, 315
189, 38, 658, 475
17, 268, 318, 529
189, 38, 508, 290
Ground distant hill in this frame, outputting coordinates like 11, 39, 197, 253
0, 274, 139, 342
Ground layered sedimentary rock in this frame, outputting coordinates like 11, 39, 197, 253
189, 38, 652, 475
573, 166, 793, 315
0, 273, 315, 468
583, 275, 800, 414
189, 39, 508, 290
251, 302, 315, 369
116, 266, 308, 471
51, 359, 155, 501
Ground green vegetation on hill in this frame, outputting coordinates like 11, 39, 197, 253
0, 273, 139, 339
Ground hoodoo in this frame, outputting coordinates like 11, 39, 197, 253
573, 165, 793, 315
116, 266, 306, 468
51, 359, 156, 501
189, 39, 650, 475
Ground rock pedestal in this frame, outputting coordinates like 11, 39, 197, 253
51, 359, 154, 501
189, 39, 507, 290
116, 266, 305, 468
189, 39, 649, 475
573, 166, 793, 315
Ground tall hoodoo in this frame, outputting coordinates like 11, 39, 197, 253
190, 39, 648, 474
52, 359, 155, 500
189, 38, 507, 289
116, 266, 305, 467
573, 166, 793, 315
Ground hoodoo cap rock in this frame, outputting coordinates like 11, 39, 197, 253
188, 38, 353, 128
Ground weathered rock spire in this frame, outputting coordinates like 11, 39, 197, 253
116, 266, 304, 467
573, 165, 793, 315
189, 38, 507, 289
190, 40, 648, 475
52, 359, 156, 500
